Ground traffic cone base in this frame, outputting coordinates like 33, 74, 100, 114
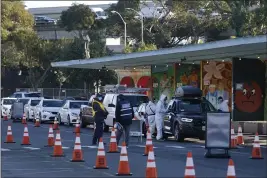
116, 142, 132, 176
71, 159, 84, 162
116, 173, 132, 176
70, 133, 85, 162
51, 130, 64, 157
4, 141, 16, 143
250, 133, 263, 159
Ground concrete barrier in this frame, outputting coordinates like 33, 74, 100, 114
233, 121, 267, 135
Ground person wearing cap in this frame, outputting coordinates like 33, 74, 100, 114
92, 93, 109, 145
115, 94, 134, 147
145, 97, 156, 137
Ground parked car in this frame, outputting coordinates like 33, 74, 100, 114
57, 100, 88, 126
35, 16, 57, 25
80, 95, 95, 128
1, 97, 17, 117
24, 98, 41, 121
34, 99, 63, 123
10, 92, 41, 98
163, 86, 216, 142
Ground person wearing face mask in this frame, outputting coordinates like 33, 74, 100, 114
155, 94, 168, 141
145, 97, 156, 137
92, 93, 109, 145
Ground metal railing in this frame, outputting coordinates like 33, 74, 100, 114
15, 88, 92, 99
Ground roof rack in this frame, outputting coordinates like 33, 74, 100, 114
175, 86, 202, 98
104, 84, 150, 94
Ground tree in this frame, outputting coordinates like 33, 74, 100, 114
60, 3, 95, 38
124, 43, 157, 53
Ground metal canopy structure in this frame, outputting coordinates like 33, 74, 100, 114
51, 35, 267, 69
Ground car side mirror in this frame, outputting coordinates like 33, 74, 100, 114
108, 103, 115, 107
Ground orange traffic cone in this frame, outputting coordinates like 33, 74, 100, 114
94, 137, 109, 169
250, 132, 263, 159
53, 117, 59, 130
22, 113, 27, 124
116, 142, 132, 176
34, 118, 40, 127
73, 120, 81, 133
237, 125, 244, 145
71, 133, 84, 162
3, 115, 8, 121
226, 159, 236, 178
230, 125, 237, 149
108, 127, 119, 153
184, 152, 195, 178
21, 124, 31, 145
146, 148, 157, 178
4, 124, 16, 143
51, 130, 65, 157
143, 129, 153, 156
45, 125, 54, 147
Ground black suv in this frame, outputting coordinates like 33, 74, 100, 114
163, 86, 216, 142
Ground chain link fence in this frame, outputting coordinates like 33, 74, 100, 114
15, 88, 92, 100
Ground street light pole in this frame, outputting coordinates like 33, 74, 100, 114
111, 11, 127, 48
126, 8, 144, 44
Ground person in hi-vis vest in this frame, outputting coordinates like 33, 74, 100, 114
92, 93, 108, 145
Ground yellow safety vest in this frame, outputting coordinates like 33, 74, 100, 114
92, 100, 106, 117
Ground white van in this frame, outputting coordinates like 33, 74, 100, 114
102, 85, 149, 132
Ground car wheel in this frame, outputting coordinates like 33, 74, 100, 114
58, 115, 62, 125
174, 123, 184, 142
103, 122, 109, 132
67, 115, 72, 126
80, 116, 86, 128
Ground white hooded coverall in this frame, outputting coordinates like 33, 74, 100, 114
145, 101, 156, 135
218, 100, 229, 112
155, 94, 167, 140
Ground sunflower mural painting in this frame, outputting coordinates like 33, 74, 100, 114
201, 61, 232, 110
176, 64, 200, 88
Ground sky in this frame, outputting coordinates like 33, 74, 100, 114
24, 1, 117, 8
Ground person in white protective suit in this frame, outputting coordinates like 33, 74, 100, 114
155, 94, 168, 141
145, 98, 156, 137
217, 96, 229, 112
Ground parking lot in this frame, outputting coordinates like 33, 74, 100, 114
2, 120, 267, 177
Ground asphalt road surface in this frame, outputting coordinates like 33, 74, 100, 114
2, 120, 267, 177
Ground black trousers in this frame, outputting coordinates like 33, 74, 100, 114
92, 122, 103, 145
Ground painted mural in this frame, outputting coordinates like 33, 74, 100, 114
151, 65, 175, 101
201, 61, 232, 110
176, 64, 200, 88
233, 58, 265, 121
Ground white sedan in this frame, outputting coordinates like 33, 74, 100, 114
34, 99, 63, 123
24, 98, 41, 121
57, 100, 88, 126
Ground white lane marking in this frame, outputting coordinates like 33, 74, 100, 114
82, 146, 98, 148
62, 146, 69, 149
23, 147, 40, 150
135, 145, 158, 148
1, 148, 11, 151
165, 145, 185, 149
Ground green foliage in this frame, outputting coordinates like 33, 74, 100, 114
124, 43, 157, 53
60, 4, 95, 32
1, 1, 34, 42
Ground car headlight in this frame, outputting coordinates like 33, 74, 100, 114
181, 118, 193, 122
71, 113, 78, 117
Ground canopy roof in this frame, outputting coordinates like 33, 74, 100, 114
51, 35, 267, 69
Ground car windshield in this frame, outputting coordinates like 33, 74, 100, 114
18, 99, 30, 105
124, 95, 149, 107
43, 100, 63, 107
179, 99, 202, 113
31, 100, 40, 106
70, 102, 88, 109
24, 93, 41, 97
3, 99, 16, 105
